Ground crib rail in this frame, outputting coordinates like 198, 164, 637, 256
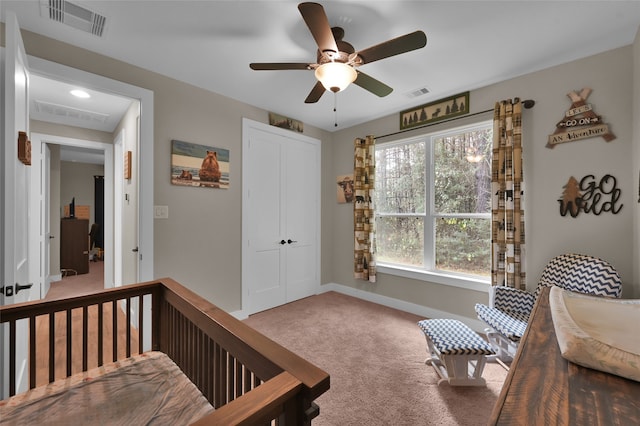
0, 278, 330, 425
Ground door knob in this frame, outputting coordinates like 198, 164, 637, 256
287, 239, 297, 244
132, 247, 139, 252
280, 240, 286, 245
0, 283, 33, 297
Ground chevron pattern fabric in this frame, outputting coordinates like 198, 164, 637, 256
418, 319, 494, 356
535, 253, 622, 299
474, 304, 529, 341
493, 286, 535, 314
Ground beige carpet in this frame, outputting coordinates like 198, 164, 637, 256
244, 291, 507, 426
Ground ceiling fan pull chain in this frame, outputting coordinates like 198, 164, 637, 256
334, 92, 338, 127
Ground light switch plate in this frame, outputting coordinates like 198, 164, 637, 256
154, 205, 169, 219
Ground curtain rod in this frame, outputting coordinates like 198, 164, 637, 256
377, 99, 535, 140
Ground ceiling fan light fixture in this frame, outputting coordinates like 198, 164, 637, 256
315, 62, 357, 93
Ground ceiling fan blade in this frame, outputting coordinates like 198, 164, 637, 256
356, 31, 427, 64
298, 2, 338, 54
250, 63, 312, 70
353, 71, 393, 97
305, 81, 326, 103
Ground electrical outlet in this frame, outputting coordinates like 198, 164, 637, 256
154, 205, 169, 219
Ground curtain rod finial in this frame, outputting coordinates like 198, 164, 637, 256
522, 99, 535, 109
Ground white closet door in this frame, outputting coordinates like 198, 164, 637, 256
283, 138, 319, 302
242, 119, 320, 315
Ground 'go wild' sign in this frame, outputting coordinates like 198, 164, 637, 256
558, 174, 622, 217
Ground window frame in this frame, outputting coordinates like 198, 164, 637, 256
375, 120, 493, 292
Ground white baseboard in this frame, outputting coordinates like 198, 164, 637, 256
229, 309, 247, 320
319, 282, 486, 333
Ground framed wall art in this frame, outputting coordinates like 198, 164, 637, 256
336, 174, 354, 204
269, 112, 304, 133
171, 139, 230, 189
400, 92, 469, 130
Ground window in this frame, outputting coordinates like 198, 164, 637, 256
374, 121, 493, 283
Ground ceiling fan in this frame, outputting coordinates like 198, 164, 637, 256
250, 2, 427, 104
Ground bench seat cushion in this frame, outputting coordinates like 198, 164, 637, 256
418, 319, 494, 355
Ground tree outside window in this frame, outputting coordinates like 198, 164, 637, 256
374, 121, 492, 278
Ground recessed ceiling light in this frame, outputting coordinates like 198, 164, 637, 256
70, 89, 90, 98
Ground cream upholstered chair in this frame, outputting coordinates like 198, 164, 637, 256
475, 253, 622, 361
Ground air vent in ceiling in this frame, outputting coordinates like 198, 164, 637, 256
34, 99, 110, 124
406, 87, 430, 98
40, 0, 107, 37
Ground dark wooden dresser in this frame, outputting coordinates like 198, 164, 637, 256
490, 286, 640, 425
60, 218, 89, 274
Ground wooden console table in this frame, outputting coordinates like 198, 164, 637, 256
489, 286, 640, 425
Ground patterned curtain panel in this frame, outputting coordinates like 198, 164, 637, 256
491, 99, 526, 290
354, 136, 376, 283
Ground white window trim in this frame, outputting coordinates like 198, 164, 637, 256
378, 263, 490, 293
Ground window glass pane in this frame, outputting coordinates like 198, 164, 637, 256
376, 216, 424, 267
374, 142, 426, 214
433, 128, 492, 214
435, 217, 490, 276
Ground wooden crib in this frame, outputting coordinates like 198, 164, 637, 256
0, 278, 330, 425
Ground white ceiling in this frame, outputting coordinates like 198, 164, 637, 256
3, 0, 640, 134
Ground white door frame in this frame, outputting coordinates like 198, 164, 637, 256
26, 55, 154, 282
113, 129, 124, 287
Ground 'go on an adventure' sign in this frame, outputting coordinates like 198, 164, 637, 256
547, 88, 616, 148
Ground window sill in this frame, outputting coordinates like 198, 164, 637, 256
377, 264, 490, 293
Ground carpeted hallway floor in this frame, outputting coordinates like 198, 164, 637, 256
244, 291, 507, 426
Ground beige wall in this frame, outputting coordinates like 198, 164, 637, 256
59, 162, 104, 223
9, 25, 639, 320
31, 120, 114, 144
331, 45, 638, 319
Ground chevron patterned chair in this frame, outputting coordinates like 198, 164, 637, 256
475, 253, 622, 361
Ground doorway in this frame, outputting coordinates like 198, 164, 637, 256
31, 133, 114, 297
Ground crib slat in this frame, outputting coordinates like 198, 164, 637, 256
29, 316, 36, 389
66, 309, 72, 376
82, 306, 88, 371
138, 296, 144, 354
228, 353, 235, 401
98, 303, 104, 366
126, 297, 131, 358
49, 312, 55, 383
112, 300, 117, 362
9, 320, 16, 396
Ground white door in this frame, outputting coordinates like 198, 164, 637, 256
1, 12, 40, 399
242, 119, 320, 314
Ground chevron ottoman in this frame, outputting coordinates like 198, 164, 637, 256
417, 318, 495, 386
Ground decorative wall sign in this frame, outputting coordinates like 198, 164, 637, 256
558, 174, 622, 217
547, 88, 615, 148
171, 140, 230, 189
336, 174, 354, 203
269, 112, 303, 133
124, 150, 132, 180
400, 92, 469, 130
18, 131, 31, 165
